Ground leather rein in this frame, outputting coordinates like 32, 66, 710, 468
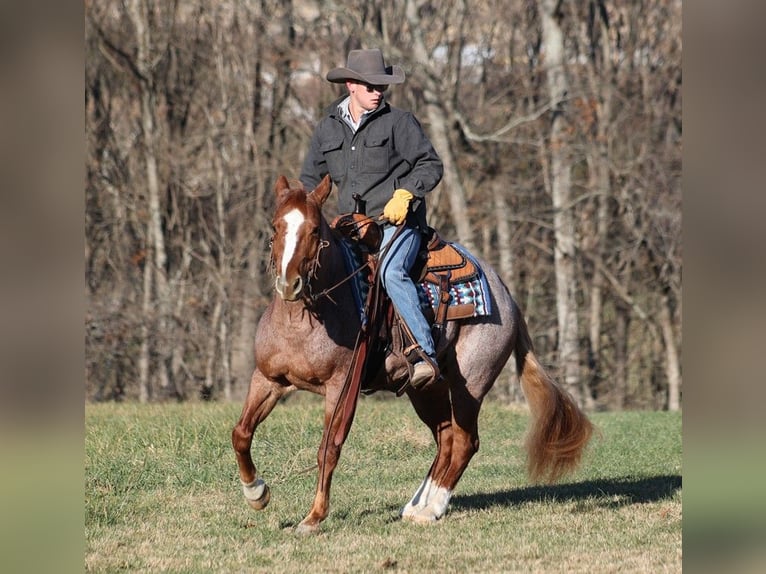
270, 214, 406, 487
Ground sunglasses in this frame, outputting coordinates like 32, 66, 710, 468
359, 82, 388, 93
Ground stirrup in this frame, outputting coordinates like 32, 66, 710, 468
397, 346, 440, 394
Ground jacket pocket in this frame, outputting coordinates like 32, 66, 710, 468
320, 138, 345, 179
362, 136, 390, 174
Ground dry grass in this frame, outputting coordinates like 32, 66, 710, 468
86, 396, 681, 572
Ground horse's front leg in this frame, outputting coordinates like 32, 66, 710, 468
232, 368, 288, 511
296, 382, 347, 534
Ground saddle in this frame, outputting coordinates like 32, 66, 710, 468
331, 215, 479, 334
415, 228, 480, 323
421, 228, 479, 284
331, 216, 480, 386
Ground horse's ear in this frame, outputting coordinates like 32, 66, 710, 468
274, 175, 291, 204
309, 175, 332, 206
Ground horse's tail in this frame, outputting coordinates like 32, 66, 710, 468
513, 307, 593, 483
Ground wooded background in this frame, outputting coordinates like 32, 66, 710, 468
84, 0, 681, 410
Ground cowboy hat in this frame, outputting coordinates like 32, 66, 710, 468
326, 49, 405, 85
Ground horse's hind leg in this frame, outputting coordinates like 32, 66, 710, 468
232, 369, 288, 510
401, 383, 458, 523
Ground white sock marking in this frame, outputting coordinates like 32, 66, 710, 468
428, 485, 452, 518
403, 477, 430, 514
402, 477, 452, 520
242, 477, 266, 501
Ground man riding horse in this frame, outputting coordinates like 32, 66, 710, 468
231, 48, 593, 534
299, 48, 441, 390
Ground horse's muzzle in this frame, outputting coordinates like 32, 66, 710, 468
275, 274, 304, 301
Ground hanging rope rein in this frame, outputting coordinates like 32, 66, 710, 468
296, 214, 392, 306
268, 216, 403, 310
308, 256, 370, 305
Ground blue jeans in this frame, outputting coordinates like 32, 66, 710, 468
379, 225, 435, 359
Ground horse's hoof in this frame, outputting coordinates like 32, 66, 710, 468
402, 507, 439, 525
244, 482, 271, 510
295, 521, 320, 536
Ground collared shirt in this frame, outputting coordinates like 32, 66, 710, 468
338, 96, 377, 132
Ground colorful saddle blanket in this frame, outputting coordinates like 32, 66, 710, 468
339, 237, 491, 326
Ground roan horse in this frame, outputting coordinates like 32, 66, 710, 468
232, 175, 593, 533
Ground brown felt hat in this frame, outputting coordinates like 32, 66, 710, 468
326, 49, 405, 85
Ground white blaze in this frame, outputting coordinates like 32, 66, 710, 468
280, 209, 305, 278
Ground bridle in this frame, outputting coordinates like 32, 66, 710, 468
269, 213, 403, 307
268, 219, 367, 307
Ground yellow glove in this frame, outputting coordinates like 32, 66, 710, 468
382, 189, 414, 225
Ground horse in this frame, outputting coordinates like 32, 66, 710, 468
232, 174, 593, 533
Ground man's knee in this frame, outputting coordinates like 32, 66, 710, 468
381, 264, 411, 289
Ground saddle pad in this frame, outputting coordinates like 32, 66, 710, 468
338, 238, 370, 325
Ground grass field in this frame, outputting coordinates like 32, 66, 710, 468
85, 395, 681, 573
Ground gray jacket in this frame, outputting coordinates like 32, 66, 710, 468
300, 96, 443, 231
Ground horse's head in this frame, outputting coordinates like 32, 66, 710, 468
270, 175, 332, 301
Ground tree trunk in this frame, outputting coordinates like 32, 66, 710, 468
203, 298, 223, 399
659, 294, 681, 410
219, 302, 233, 401
404, 0, 475, 253
539, 0, 582, 405
612, 302, 630, 409
127, 0, 174, 399
493, 183, 515, 293
496, 184, 523, 403
214, 148, 233, 400
138, 244, 153, 403
231, 258, 260, 401
169, 226, 192, 401
579, 0, 614, 409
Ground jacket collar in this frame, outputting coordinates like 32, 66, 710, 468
327, 95, 390, 123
